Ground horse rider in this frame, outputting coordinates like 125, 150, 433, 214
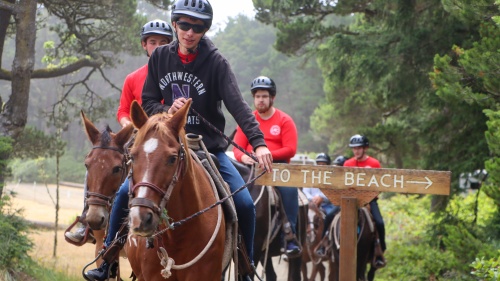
140, 1, 274, 280
233, 76, 302, 257
80, 19, 174, 280
343, 134, 386, 267
303, 153, 344, 256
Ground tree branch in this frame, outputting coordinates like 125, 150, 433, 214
0, 58, 103, 80
0, 0, 19, 14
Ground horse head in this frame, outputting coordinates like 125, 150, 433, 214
81, 111, 134, 230
128, 99, 192, 236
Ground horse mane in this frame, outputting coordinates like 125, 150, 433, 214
133, 112, 192, 170
99, 125, 113, 147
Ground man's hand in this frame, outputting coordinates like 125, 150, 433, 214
255, 146, 273, 173
312, 195, 323, 206
241, 154, 257, 165
168, 97, 187, 114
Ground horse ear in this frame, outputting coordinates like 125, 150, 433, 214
130, 100, 148, 129
81, 110, 100, 145
114, 124, 135, 149
169, 98, 192, 134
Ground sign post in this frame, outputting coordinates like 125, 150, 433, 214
256, 163, 451, 281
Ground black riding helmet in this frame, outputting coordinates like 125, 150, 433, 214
171, 0, 213, 29
251, 76, 277, 97
315, 153, 331, 165
141, 19, 173, 42
333, 155, 347, 166
349, 134, 369, 148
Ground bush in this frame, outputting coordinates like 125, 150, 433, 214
0, 195, 33, 276
471, 253, 500, 281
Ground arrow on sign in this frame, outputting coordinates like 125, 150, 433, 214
407, 176, 433, 189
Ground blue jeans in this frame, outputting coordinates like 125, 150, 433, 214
275, 186, 298, 234
104, 152, 257, 262
104, 177, 129, 247
214, 151, 256, 261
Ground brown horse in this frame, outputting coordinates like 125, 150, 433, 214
80, 111, 134, 260
327, 207, 381, 281
301, 202, 327, 281
126, 99, 226, 281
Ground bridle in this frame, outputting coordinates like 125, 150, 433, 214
128, 145, 186, 216
85, 145, 129, 209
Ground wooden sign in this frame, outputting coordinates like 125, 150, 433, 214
255, 163, 451, 196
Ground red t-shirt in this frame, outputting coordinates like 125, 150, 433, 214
116, 64, 148, 123
344, 156, 381, 168
233, 108, 297, 163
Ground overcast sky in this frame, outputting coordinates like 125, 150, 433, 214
208, 0, 256, 30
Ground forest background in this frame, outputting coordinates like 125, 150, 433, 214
1, 0, 500, 280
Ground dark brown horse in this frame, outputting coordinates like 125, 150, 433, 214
327, 207, 381, 281
126, 99, 226, 281
301, 202, 327, 281
80, 111, 134, 260
231, 161, 305, 281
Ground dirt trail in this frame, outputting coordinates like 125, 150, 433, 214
6, 182, 323, 280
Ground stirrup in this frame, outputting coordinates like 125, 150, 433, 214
64, 216, 93, 246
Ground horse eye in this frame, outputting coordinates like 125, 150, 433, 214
112, 166, 122, 174
167, 156, 177, 165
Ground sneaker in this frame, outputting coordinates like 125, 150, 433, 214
374, 256, 386, 268
285, 240, 301, 257
84, 261, 118, 281
65, 226, 95, 244
315, 246, 326, 257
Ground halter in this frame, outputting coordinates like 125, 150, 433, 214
85, 145, 129, 209
128, 144, 186, 216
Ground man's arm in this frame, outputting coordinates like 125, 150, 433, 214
233, 126, 253, 163
271, 115, 298, 161
141, 50, 168, 116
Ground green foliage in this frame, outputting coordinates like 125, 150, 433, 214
471, 253, 500, 281
377, 192, 499, 280
212, 15, 327, 152
8, 153, 85, 184
11, 126, 59, 159
0, 195, 33, 275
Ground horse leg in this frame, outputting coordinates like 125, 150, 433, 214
328, 259, 339, 281
300, 257, 308, 281
264, 257, 277, 281
288, 256, 302, 281
318, 262, 326, 281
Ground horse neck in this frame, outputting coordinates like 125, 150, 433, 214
168, 150, 207, 218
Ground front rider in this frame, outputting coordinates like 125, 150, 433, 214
233, 76, 301, 257
83, 19, 174, 280
140, 1, 274, 280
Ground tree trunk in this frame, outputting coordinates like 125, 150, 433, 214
0, 0, 15, 67
0, 0, 37, 196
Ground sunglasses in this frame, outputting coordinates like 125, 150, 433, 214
176, 21, 206, 34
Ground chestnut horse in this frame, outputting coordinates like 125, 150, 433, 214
301, 202, 327, 281
126, 99, 225, 281
80, 111, 135, 260
328, 207, 381, 281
